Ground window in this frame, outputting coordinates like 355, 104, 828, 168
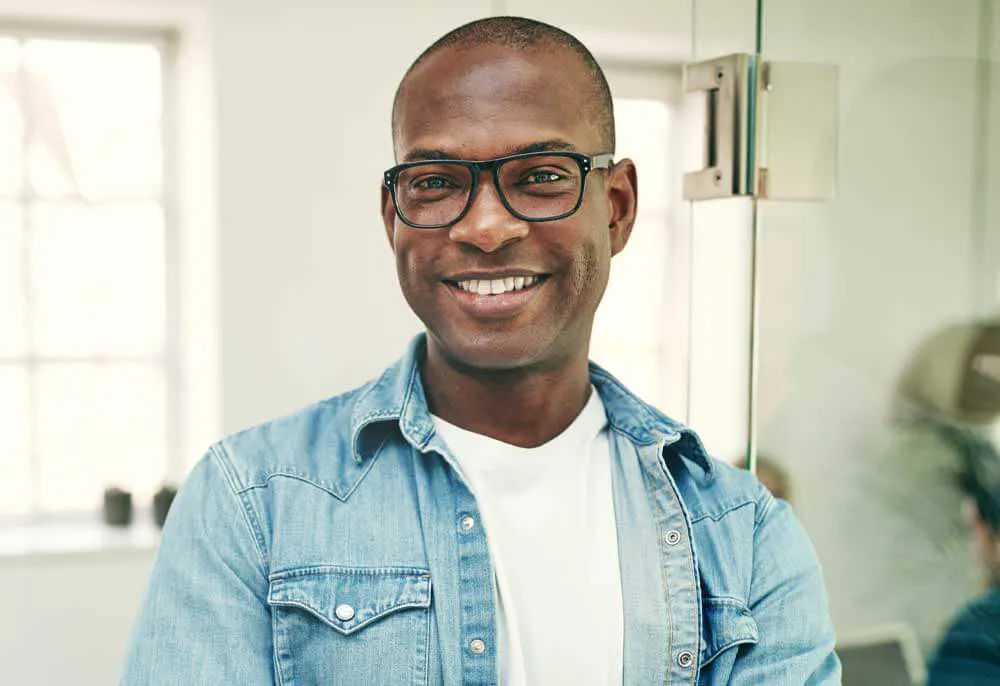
0, 31, 175, 518
591, 65, 689, 420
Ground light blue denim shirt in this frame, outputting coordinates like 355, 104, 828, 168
123, 335, 840, 685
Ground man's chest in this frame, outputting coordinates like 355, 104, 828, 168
257, 441, 754, 685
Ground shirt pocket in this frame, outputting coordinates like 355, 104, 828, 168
701, 597, 759, 675
268, 565, 432, 686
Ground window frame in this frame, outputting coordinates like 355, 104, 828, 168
0, 23, 181, 523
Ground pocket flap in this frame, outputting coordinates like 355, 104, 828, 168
701, 597, 759, 667
268, 566, 432, 636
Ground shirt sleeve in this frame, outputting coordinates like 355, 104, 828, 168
120, 448, 275, 685
729, 495, 842, 685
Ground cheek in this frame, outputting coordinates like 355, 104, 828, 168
567, 237, 610, 308
393, 235, 433, 285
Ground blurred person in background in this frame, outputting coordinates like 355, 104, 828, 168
122, 16, 838, 685
878, 321, 1000, 671
925, 424, 1000, 684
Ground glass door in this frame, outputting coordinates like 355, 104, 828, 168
751, 0, 999, 681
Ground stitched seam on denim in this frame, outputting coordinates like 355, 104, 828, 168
351, 367, 398, 426
607, 422, 663, 448
702, 596, 751, 610
269, 565, 431, 580
341, 434, 389, 499
688, 499, 756, 525
678, 479, 700, 685
417, 599, 431, 686
656, 444, 701, 685
356, 409, 401, 425
701, 635, 757, 669
268, 598, 431, 634
648, 462, 674, 686
754, 491, 776, 527
401, 359, 432, 450
351, 376, 382, 416
236, 463, 377, 502
271, 609, 288, 686
210, 443, 269, 568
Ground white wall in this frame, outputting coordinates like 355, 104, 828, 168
0, 550, 154, 685
755, 0, 994, 651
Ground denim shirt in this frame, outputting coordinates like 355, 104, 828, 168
122, 335, 840, 685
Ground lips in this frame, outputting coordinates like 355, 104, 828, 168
442, 274, 549, 318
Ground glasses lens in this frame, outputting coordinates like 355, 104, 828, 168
499, 155, 583, 220
395, 163, 473, 227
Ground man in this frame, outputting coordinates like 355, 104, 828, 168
123, 16, 839, 685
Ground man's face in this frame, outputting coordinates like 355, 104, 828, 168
383, 44, 637, 371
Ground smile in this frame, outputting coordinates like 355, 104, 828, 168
451, 275, 542, 295
442, 274, 549, 318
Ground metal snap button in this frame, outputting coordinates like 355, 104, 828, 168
677, 650, 694, 668
334, 603, 355, 622
664, 529, 682, 546
469, 639, 486, 655
460, 515, 476, 532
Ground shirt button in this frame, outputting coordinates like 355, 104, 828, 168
459, 515, 476, 532
469, 639, 486, 655
677, 650, 695, 668
334, 604, 355, 622
664, 529, 682, 546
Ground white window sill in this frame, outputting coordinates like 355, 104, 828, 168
0, 514, 161, 558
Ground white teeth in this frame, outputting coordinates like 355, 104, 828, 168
455, 276, 541, 295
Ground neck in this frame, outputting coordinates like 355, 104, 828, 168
421, 340, 592, 448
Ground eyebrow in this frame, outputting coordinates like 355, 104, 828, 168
402, 139, 579, 163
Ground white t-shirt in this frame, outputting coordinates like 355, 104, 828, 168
433, 388, 623, 686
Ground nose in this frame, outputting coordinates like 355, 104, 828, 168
448, 174, 530, 253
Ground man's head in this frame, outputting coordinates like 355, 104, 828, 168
382, 17, 638, 373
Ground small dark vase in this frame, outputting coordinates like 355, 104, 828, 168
103, 487, 133, 527
153, 485, 178, 528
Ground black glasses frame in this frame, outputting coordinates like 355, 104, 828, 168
383, 150, 615, 229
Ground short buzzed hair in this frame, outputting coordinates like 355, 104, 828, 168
392, 16, 615, 153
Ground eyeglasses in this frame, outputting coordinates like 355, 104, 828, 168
383, 151, 615, 229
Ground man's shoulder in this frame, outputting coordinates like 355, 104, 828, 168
672, 452, 773, 526
210, 381, 376, 490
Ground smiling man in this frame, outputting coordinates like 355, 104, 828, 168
123, 17, 840, 685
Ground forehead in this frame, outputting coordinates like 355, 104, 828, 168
394, 44, 600, 160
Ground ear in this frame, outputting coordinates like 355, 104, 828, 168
381, 183, 397, 250
605, 158, 638, 257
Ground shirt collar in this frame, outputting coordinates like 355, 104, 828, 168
351, 333, 714, 476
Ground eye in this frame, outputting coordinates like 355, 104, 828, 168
521, 170, 563, 185
413, 176, 457, 190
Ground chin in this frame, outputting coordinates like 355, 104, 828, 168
434, 329, 552, 373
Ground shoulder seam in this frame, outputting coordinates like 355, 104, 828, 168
209, 443, 270, 570
754, 490, 776, 528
